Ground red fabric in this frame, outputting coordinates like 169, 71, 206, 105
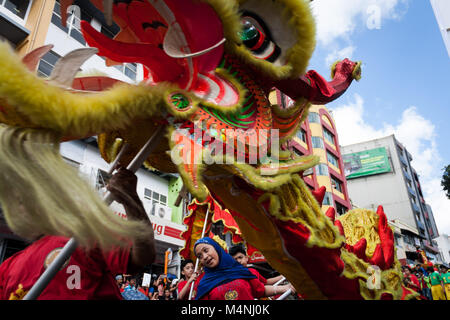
377, 206, 395, 269
199, 278, 265, 300
177, 280, 188, 300
272, 218, 362, 300
304, 70, 336, 100
312, 186, 326, 205
0, 236, 130, 300
407, 274, 421, 293
249, 268, 267, 285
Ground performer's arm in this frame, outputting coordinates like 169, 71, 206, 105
107, 167, 155, 268
265, 275, 284, 285
177, 273, 198, 300
264, 283, 296, 298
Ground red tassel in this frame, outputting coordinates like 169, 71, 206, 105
353, 238, 368, 261
369, 244, 386, 270
334, 220, 345, 236
377, 206, 394, 268
325, 207, 336, 222
312, 186, 326, 205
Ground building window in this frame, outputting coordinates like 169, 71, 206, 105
101, 24, 119, 39
323, 127, 335, 146
394, 234, 402, 248
1, 0, 31, 20
331, 175, 343, 193
327, 151, 339, 168
308, 112, 320, 124
292, 147, 304, 158
37, 51, 61, 77
113, 63, 138, 81
51, 1, 89, 45
397, 144, 404, 157
316, 163, 329, 176
95, 169, 112, 192
312, 136, 324, 149
323, 192, 333, 206
296, 128, 307, 143
335, 202, 347, 216
144, 188, 168, 215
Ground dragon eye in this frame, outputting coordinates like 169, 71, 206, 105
240, 19, 260, 41
239, 14, 281, 63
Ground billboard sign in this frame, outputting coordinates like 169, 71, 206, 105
343, 147, 392, 179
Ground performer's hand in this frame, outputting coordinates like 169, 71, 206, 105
107, 167, 139, 205
188, 272, 198, 284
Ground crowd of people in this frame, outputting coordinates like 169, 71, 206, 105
402, 264, 450, 300
114, 241, 299, 301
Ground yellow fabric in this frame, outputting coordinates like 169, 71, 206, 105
444, 284, 450, 300
338, 209, 381, 259
431, 284, 446, 300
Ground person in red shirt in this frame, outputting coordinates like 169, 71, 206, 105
194, 237, 294, 300
177, 259, 199, 300
402, 266, 421, 294
0, 167, 155, 300
193, 237, 263, 300
229, 244, 295, 299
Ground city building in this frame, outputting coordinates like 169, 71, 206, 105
341, 135, 442, 265
0, 0, 142, 83
430, 0, 450, 58
269, 90, 352, 216
435, 234, 450, 265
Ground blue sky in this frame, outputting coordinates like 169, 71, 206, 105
307, 0, 450, 235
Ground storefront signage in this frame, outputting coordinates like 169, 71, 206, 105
343, 147, 392, 179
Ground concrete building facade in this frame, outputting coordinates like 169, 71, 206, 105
0, 0, 143, 83
342, 135, 442, 265
269, 91, 352, 216
435, 234, 450, 265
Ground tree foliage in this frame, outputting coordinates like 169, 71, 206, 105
442, 165, 450, 199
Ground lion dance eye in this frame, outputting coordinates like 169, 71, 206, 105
239, 17, 281, 63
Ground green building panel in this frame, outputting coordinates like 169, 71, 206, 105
168, 176, 185, 225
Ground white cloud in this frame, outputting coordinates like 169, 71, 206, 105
331, 94, 450, 235
325, 45, 356, 67
311, 0, 409, 45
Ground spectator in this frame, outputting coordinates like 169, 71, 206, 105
440, 266, 450, 300
156, 275, 165, 300
428, 266, 446, 300
137, 284, 147, 296
403, 266, 421, 293
0, 167, 155, 300
229, 244, 296, 299
177, 259, 198, 300
163, 287, 174, 300
169, 278, 178, 300
147, 275, 158, 298
230, 244, 285, 285
124, 277, 137, 291
115, 275, 124, 293
417, 269, 432, 300
193, 237, 294, 300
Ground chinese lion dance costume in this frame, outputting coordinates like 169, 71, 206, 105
0, 0, 417, 299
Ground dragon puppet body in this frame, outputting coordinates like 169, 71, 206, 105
0, 0, 416, 299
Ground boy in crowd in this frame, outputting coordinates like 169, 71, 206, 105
229, 244, 285, 286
